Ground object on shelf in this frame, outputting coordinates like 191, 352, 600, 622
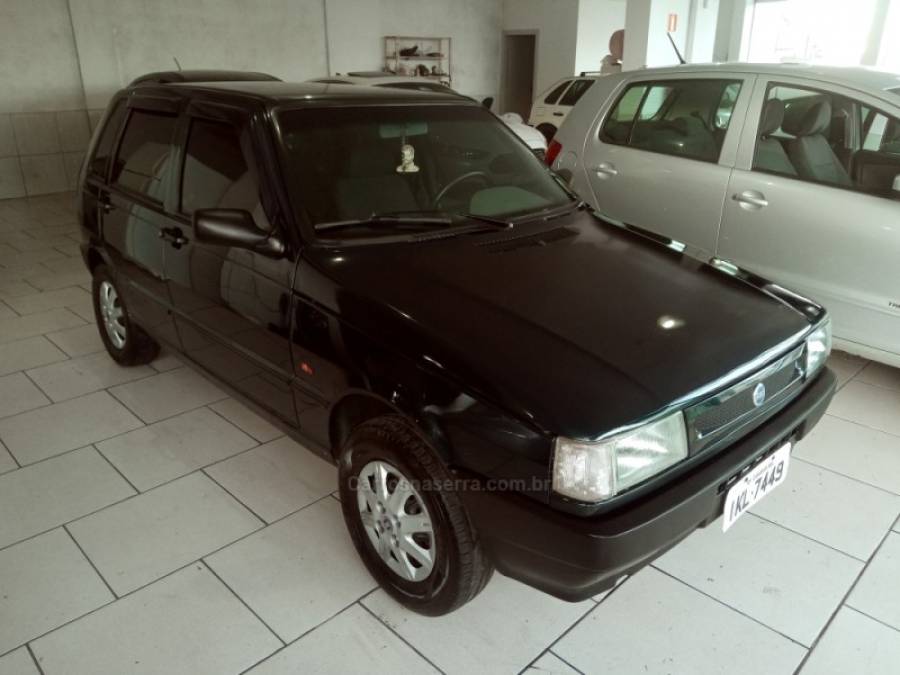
416, 64, 429, 77
399, 44, 419, 56
426, 52, 443, 57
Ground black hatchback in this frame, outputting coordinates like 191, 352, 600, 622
78, 71, 836, 615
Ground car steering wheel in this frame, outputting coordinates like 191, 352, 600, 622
433, 171, 491, 208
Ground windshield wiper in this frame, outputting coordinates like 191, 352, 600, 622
459, 212, 513, 229
314, 213, 454, 233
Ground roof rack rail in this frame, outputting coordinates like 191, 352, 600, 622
578, 71, 604, 77
129, 70, 282, 86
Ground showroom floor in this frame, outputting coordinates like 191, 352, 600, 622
0, 193, 899, 675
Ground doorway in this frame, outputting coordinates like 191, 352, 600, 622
501, 32, 537, 118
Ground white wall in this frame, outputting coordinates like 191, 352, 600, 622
502, 0, 580, 95
326, 0, 503, 100
688, 0, 720, 63
574, 0, 626, 75
623, 0, 692, 69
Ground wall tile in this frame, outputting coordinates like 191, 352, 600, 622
11, 113, 61, 155
0, 158, 26, 200
0, 116, 16, 158
88, 109, 106, 133
56, 110, 91, 152
63, 152, 84, 190
20, 154, 68, 196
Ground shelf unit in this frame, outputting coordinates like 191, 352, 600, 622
384, 36, 451, 85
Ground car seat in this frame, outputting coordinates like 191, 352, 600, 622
754, 99, 796, 175
783, 100, 852, 186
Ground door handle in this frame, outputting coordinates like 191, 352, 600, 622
733, 190, 768, 210
592, 162, 618, 178
159, 226, 188, 248
99, 195, 113, 213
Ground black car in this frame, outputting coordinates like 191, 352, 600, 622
78, 71, 836, 615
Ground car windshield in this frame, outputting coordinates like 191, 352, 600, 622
278, 105, 572, 238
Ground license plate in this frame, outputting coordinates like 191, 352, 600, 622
722, 442, 791, 532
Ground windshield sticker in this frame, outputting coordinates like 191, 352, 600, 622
397, 143, 420, 173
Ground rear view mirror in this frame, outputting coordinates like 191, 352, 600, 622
194, 209, 285, 258
379, 122, 428, 139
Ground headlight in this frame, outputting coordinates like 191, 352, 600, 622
552, 411, 688, 503
805, 319, 831, 376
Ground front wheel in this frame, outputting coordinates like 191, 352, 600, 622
338, 416, 493, 615
92, 265, 159, 366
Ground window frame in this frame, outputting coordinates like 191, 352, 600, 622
749, 79, 900, 200
598, 77, 745, 165
543, 80, 573, 105
109, 106, 180, 205
87, 98, 128, 182
558, 79, 594, 107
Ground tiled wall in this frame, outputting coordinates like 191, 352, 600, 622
0, 109, 104, 200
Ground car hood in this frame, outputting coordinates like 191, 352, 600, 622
305, 210, 813, 439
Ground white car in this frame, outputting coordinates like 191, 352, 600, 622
308, 74, 547, 157
528, 76, 600, 141
549, 63, 900, 367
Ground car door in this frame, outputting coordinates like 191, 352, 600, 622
164, 100, 297, 422
717, 76, 900, 360
580, 73, 754, 255
100, 95, 182, 344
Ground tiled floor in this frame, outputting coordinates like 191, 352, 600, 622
0, 192, 899, 675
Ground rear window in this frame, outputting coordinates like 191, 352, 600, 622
543, 81, 571, 105
89, 100, 127, 178
559, 79, 594, 106
111, 110, 177, 201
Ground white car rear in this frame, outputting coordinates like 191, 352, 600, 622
528, 76, 600, 141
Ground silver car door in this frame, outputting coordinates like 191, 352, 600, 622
580, 72, 755, 256
717, 75, 900, 362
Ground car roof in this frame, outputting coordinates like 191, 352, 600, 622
152, 80, 467, 105
621, 62, 900, 96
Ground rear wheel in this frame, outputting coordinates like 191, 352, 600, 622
338, 415, 493, 615
92, 265, 159, 366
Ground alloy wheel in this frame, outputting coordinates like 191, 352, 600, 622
98, 280, 127, 349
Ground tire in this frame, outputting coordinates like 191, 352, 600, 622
338, 415, 493, 615
536, 123, 557, 143
92, 265, 159, 366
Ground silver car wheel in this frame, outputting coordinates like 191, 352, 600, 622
357, 460, 435, 582
98, 280, 127, 349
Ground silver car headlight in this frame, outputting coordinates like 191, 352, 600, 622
552, 411, 688, 503
805, 319, 831, 377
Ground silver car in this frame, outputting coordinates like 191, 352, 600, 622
550, 63, 900, 367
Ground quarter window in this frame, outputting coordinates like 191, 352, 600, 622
601, 79, 741, 163
111, 110, 177, 201
543, 81, 571, 105
559, 79, 594, 106
89, 100, 127, 178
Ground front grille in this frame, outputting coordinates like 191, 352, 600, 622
685, 345, 805, 454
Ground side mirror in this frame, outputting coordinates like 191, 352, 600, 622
893, 174, 900, 194
481, 96, 494, 110
194, 209, 285, 258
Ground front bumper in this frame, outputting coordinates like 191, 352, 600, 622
463, 368, 836, 601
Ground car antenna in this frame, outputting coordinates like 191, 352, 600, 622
666, 32, 686, 65
173, 56, 183, 71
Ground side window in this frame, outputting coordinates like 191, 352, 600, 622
559, 79, 594, 106
89, 100, 127, 178
752, 84, 900, 197
111, 110, 177, 201
181, 118, 270, 229
601, 79, 741, 162
543, 81, 571, 105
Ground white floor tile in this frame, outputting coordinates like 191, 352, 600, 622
0, 391, 143, 465
526, 652, 581, 674
0, 647, 39, 675
854, 361, 900, 393
45, 323, 104, 357
0, 441, 16, 474
0, 308, 84, 345
31, 564, 281, 675
23, 269, 91, 292
3, 287, 90, 316
0, 335, 67, 376
206, 437, 335, 523
210, 397, 283, 443
150, 349, 182, 372
847, 533, 900, 630
26, 351, 154, 401
69, 472, 261, 595
829, 381, 900, 437
796, 415, 900, 495
826, 351, 868, 388
363, 573, 594, 674
109, 367, 226, 423
247, 604, 437, 675
655, 514, 862, 646
97, 407, 256, 491
207, 499, 376, 642
800, 608, 900, 675
0, 528, 113, 654
554, 568, 805, 675
751, 459, 900, 560
0, 371, 49, 418
0, 446, 134, 549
